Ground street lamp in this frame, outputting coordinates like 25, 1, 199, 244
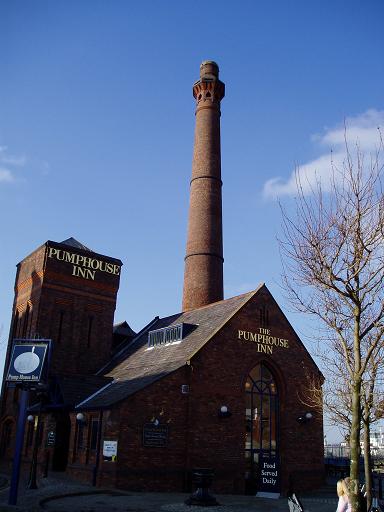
27, 404, 42, 490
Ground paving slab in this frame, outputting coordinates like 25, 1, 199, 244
0, 473, 338, 512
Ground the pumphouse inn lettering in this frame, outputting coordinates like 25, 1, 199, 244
48, 247, 121, 281
237, 328, 289, 354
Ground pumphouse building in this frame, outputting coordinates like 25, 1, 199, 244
0, 61, 324, 496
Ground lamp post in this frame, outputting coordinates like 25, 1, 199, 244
8, 387, 29, 505
27, 401, 43, 490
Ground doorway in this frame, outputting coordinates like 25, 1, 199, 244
52, 412, 71, 471
244, 363, 279, 494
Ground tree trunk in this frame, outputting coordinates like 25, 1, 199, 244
363, 416, 373, 511
350, 379, 362, 512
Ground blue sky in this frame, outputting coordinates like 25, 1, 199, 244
1, 0, 383, 442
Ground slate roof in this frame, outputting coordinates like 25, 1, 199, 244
113, 321, 136, 338
60, 237, 92, 252
112, 320, 137, 353
56, 374, 112, 406
76, 289, 258, 410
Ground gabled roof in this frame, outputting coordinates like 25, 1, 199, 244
77, 289, 258, 409
76, 283, 322, 410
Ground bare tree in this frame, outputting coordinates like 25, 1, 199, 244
279, 133, 384, 512
302, 339, 384, 510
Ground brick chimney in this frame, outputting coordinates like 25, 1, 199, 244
182, 61, 225, 311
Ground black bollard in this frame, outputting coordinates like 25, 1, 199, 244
185, 468, 219, 507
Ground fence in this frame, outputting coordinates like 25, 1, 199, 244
324, 445, 384, 499
325, 444, 384, 461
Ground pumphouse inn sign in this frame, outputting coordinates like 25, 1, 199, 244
6, 342, 48, 383
237, 328, 290, 354
48, 247, 121, 281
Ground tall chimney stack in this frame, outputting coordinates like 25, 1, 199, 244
182, 61, 225, 311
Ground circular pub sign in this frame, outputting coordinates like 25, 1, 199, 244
6, 343, 48, 384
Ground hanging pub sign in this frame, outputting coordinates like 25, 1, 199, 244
6, 342, 49, 384
143, 423, 169, 447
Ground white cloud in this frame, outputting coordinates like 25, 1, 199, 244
263, 109, 384, 198
0, 146, 27, 183
1, 155, 26, 166
0, 167, 15, 183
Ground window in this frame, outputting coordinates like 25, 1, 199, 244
22, 304, 30, 338
148, 323, 184, 348
57, 311, 64, 344
87, 316, 93, 349
37, 419, 44, 447
77, 422, 85, 450
244, 363, 278, 487
26, 421, 34, 452
90, 419, 99, 450
259, 304, 269, 328
12, 311, 19, 339
12, 386, 20, 404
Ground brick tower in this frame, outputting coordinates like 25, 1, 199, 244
182, 61, 225, 311
4, 238, 122, 377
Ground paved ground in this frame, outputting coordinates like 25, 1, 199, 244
0, 472, 338, 512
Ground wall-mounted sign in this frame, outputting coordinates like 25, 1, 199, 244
237, 329, 290, 355
48, 247, 121, 281
143, 424, 169, 447
103, 440, 118, 461
6, 343, 48, 383
47, 431, 56, 446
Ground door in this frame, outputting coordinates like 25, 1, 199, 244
52, 412, 71, 471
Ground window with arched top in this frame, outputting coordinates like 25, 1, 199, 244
244, 363, 279, 489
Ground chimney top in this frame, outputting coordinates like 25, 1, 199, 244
200, 61, 219, 79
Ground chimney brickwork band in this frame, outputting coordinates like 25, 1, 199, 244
182, 61, 225, 311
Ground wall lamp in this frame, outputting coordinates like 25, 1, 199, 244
150, 416, 160, 426
27, 415, 35, 423
297, 412, 313, 424
218, 405, 232, 418
76, 412, 86, 423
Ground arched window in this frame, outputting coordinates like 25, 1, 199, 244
244, 363, 279, 491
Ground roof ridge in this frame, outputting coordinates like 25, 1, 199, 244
179, 288, 260, 314
60, 237, 92, 252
